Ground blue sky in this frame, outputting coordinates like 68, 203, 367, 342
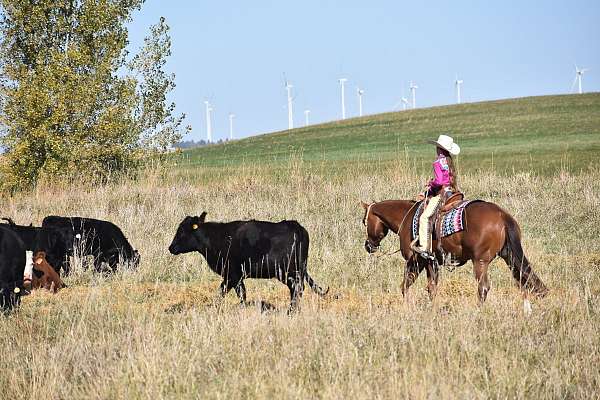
127, 1, 600, 142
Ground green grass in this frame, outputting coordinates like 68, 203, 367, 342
179, 93, 600, 175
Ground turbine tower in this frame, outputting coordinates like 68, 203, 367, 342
204, 100, 213, 143
409, 81, 418, 109
572, 66, 589, 94
338, 78, 348, 119
304, 109, 310, 127
285, 82, 294, 129
228, 113, 235, 140
455, 75, 464, 104
357, 88, 364, 117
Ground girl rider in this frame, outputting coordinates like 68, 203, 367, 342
411, 134, 460, 260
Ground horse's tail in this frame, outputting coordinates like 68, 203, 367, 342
500, 214, 548, 297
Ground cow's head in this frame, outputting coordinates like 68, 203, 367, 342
169, 212, 207, 255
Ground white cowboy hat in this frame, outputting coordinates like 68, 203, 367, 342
428, 134, 460, 155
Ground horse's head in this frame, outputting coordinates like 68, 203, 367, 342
361, 201, 389, 254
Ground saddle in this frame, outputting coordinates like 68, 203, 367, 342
439, 192, 464, 213
414, 192, 466, 239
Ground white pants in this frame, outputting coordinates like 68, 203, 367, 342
419, 195, 441, 251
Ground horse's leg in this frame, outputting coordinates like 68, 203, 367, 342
402, 257, 424, 300
473, 257, 492, 305
425, 261, 439, 301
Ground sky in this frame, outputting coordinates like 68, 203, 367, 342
126, 1, 600, 142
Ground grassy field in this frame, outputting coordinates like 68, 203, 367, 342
1, 94, 600, 399
181, 93, 600, 175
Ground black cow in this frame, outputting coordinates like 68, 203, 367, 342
1, 218, 68, 274
0, 225, 26, 313
42, 216, 140, 272
168, 212, 328, 311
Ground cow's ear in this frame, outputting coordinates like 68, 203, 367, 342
360, 201, 370, 210
199, 212, 207, 223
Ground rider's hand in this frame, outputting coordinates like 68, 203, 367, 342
417, 193, 425, 201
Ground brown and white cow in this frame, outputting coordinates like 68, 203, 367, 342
24, 251, 64, 293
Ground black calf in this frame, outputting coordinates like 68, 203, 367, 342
169, 212, 328, 311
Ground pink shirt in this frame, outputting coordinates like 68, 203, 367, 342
428, 155, 452, 190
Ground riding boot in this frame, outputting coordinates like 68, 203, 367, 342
411, 221, 435, 260
421, 218, 435, 260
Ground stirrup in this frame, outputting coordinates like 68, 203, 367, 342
410, 239, 435, 261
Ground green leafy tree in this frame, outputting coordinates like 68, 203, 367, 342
130, 16, 189, 152
0, 1, 188, 191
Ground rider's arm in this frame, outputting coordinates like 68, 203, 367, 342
429, 158, 450, 190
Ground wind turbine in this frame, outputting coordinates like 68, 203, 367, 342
304, 109, 310, 126
204, 100, 213, 142
357, 88, 364, 117
409, 81, 418, 109
401, 97, 409, 111
285, 81, 294, 129
455, 75, 464, 104
572, 66, 589, 94
228, 113, 235, 140
338, 78, 348, 119
392, 87, 409, 111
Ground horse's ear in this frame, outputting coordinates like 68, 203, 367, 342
360, 201, 370, 210
199, 212, 207, 223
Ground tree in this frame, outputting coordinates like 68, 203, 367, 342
0, 1, 188, 191
129, 16, 189, 153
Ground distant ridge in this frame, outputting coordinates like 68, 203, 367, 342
180, 93, 600, 174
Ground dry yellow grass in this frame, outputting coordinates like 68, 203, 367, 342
1, 158, 599, 399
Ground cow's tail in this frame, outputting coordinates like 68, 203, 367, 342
294, 222, 329, 297
499, 214, 548, 297
305, 272, 329, 297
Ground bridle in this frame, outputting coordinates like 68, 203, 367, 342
364, 203, 385, 254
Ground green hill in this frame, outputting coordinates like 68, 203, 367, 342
179, 93, 600, 175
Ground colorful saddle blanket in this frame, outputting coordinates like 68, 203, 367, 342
412, 200, 478, 240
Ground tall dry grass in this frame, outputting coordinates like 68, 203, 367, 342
1, 157, 599, 399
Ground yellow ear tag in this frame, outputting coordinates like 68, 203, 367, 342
192, 224, 199, 230
14, 287, 20, 294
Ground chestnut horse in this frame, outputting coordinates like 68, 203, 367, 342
361, 200, 548, 304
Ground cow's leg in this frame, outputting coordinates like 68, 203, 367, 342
218, 279, 233, 298
286, 273, 304, 314
218, 271, 243, 299
93, 253, 106, 273
60, 258, 71, 276
234, 280, 247, 304
104, 250, 121, 272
